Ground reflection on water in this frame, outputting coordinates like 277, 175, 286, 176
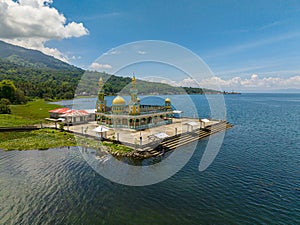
80, 146, 167, 166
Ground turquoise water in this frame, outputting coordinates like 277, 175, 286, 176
1, 93, 300, 224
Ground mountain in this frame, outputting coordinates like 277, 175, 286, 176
0, 58, 83, 100
77, 71, 221, 96
0, 40, 78, 70
78, 72, 186, 96
0, 41, 221, 100
0, 41, 84, 100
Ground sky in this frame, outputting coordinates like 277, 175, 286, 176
1, 0, 300, 92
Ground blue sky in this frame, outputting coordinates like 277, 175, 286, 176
1, 0, 300, 91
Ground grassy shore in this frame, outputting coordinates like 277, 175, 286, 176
0, 99, 61, 127
0, 129, 77, 151
76, 137, 134, 154
0, 100, 134, 154
0, 114, 34, 127
11, 99, 61, 124
0, 128, 134, 154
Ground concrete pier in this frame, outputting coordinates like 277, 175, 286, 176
68, 118, 232, 158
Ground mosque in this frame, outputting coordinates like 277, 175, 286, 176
95, 76, 174, 130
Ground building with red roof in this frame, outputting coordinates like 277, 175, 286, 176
48, 108, 95, 125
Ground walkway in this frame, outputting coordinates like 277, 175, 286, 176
68, 118, 232, 157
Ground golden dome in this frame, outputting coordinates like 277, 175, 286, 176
165, 98, 171, 103
112, 96, 126, 105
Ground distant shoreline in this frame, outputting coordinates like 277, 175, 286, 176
75, 91, 241, 98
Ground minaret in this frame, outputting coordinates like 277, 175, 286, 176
165, 98, 171, 110
96, 77, 106, 112
130, 76, 138, 102
129, 75, 140, 114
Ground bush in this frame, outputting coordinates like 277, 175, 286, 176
0, 98, 11, 105
0, 98, 11, 114
58, 122, 64, 131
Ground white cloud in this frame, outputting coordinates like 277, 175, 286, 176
160, 78, 199, 87
70, 55, 82, 60
159, 74, 300, 91
0, 0, 89, 61
199, 74, 300, 91
160, 79, 180, 86
103, 49, 121, 55
90, 62, 112, 71
180, 78, 200, 87
138, 50, 146, 55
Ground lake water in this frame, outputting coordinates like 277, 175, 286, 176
1, 93, 300, 224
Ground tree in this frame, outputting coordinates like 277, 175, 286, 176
0, 80, 17, 103
0, 98, 11, 114
0, 79, 26, 104
14, 89, 26, 104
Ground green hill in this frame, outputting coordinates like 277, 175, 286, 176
77, 71, 220, 96
0, 40, 78, 70
77, 71, 182, 96
0, 58, 83, 100
0, 41, 221, 100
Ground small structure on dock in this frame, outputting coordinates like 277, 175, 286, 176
93, 125, 109, 139
148, 132, 169, 141
48, 108, 93, 125
95, 76, 174, 130
200, 118, 212, 128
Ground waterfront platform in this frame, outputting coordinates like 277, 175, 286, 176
68, 117, 232, 157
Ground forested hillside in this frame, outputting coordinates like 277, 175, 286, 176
0, 41, 219, 101
0, 40, 78, 70
0, 59, 83, 100
77, 71, 190, 96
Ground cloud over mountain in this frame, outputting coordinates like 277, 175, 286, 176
199, 74, 300, 91
161, 74, 300, 91
0, 0, 89, 61
90, 62, 113, 71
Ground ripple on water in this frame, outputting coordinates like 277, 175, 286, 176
1, 94, 300, 224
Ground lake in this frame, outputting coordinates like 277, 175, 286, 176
1, 93, 300, 224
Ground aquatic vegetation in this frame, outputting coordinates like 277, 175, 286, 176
0, 129, 134, 154
0, 129, 77, 151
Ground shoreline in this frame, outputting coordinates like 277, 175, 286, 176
0, 119, 233, 159
0, 99, 232, 158
75, 92, 242, 98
